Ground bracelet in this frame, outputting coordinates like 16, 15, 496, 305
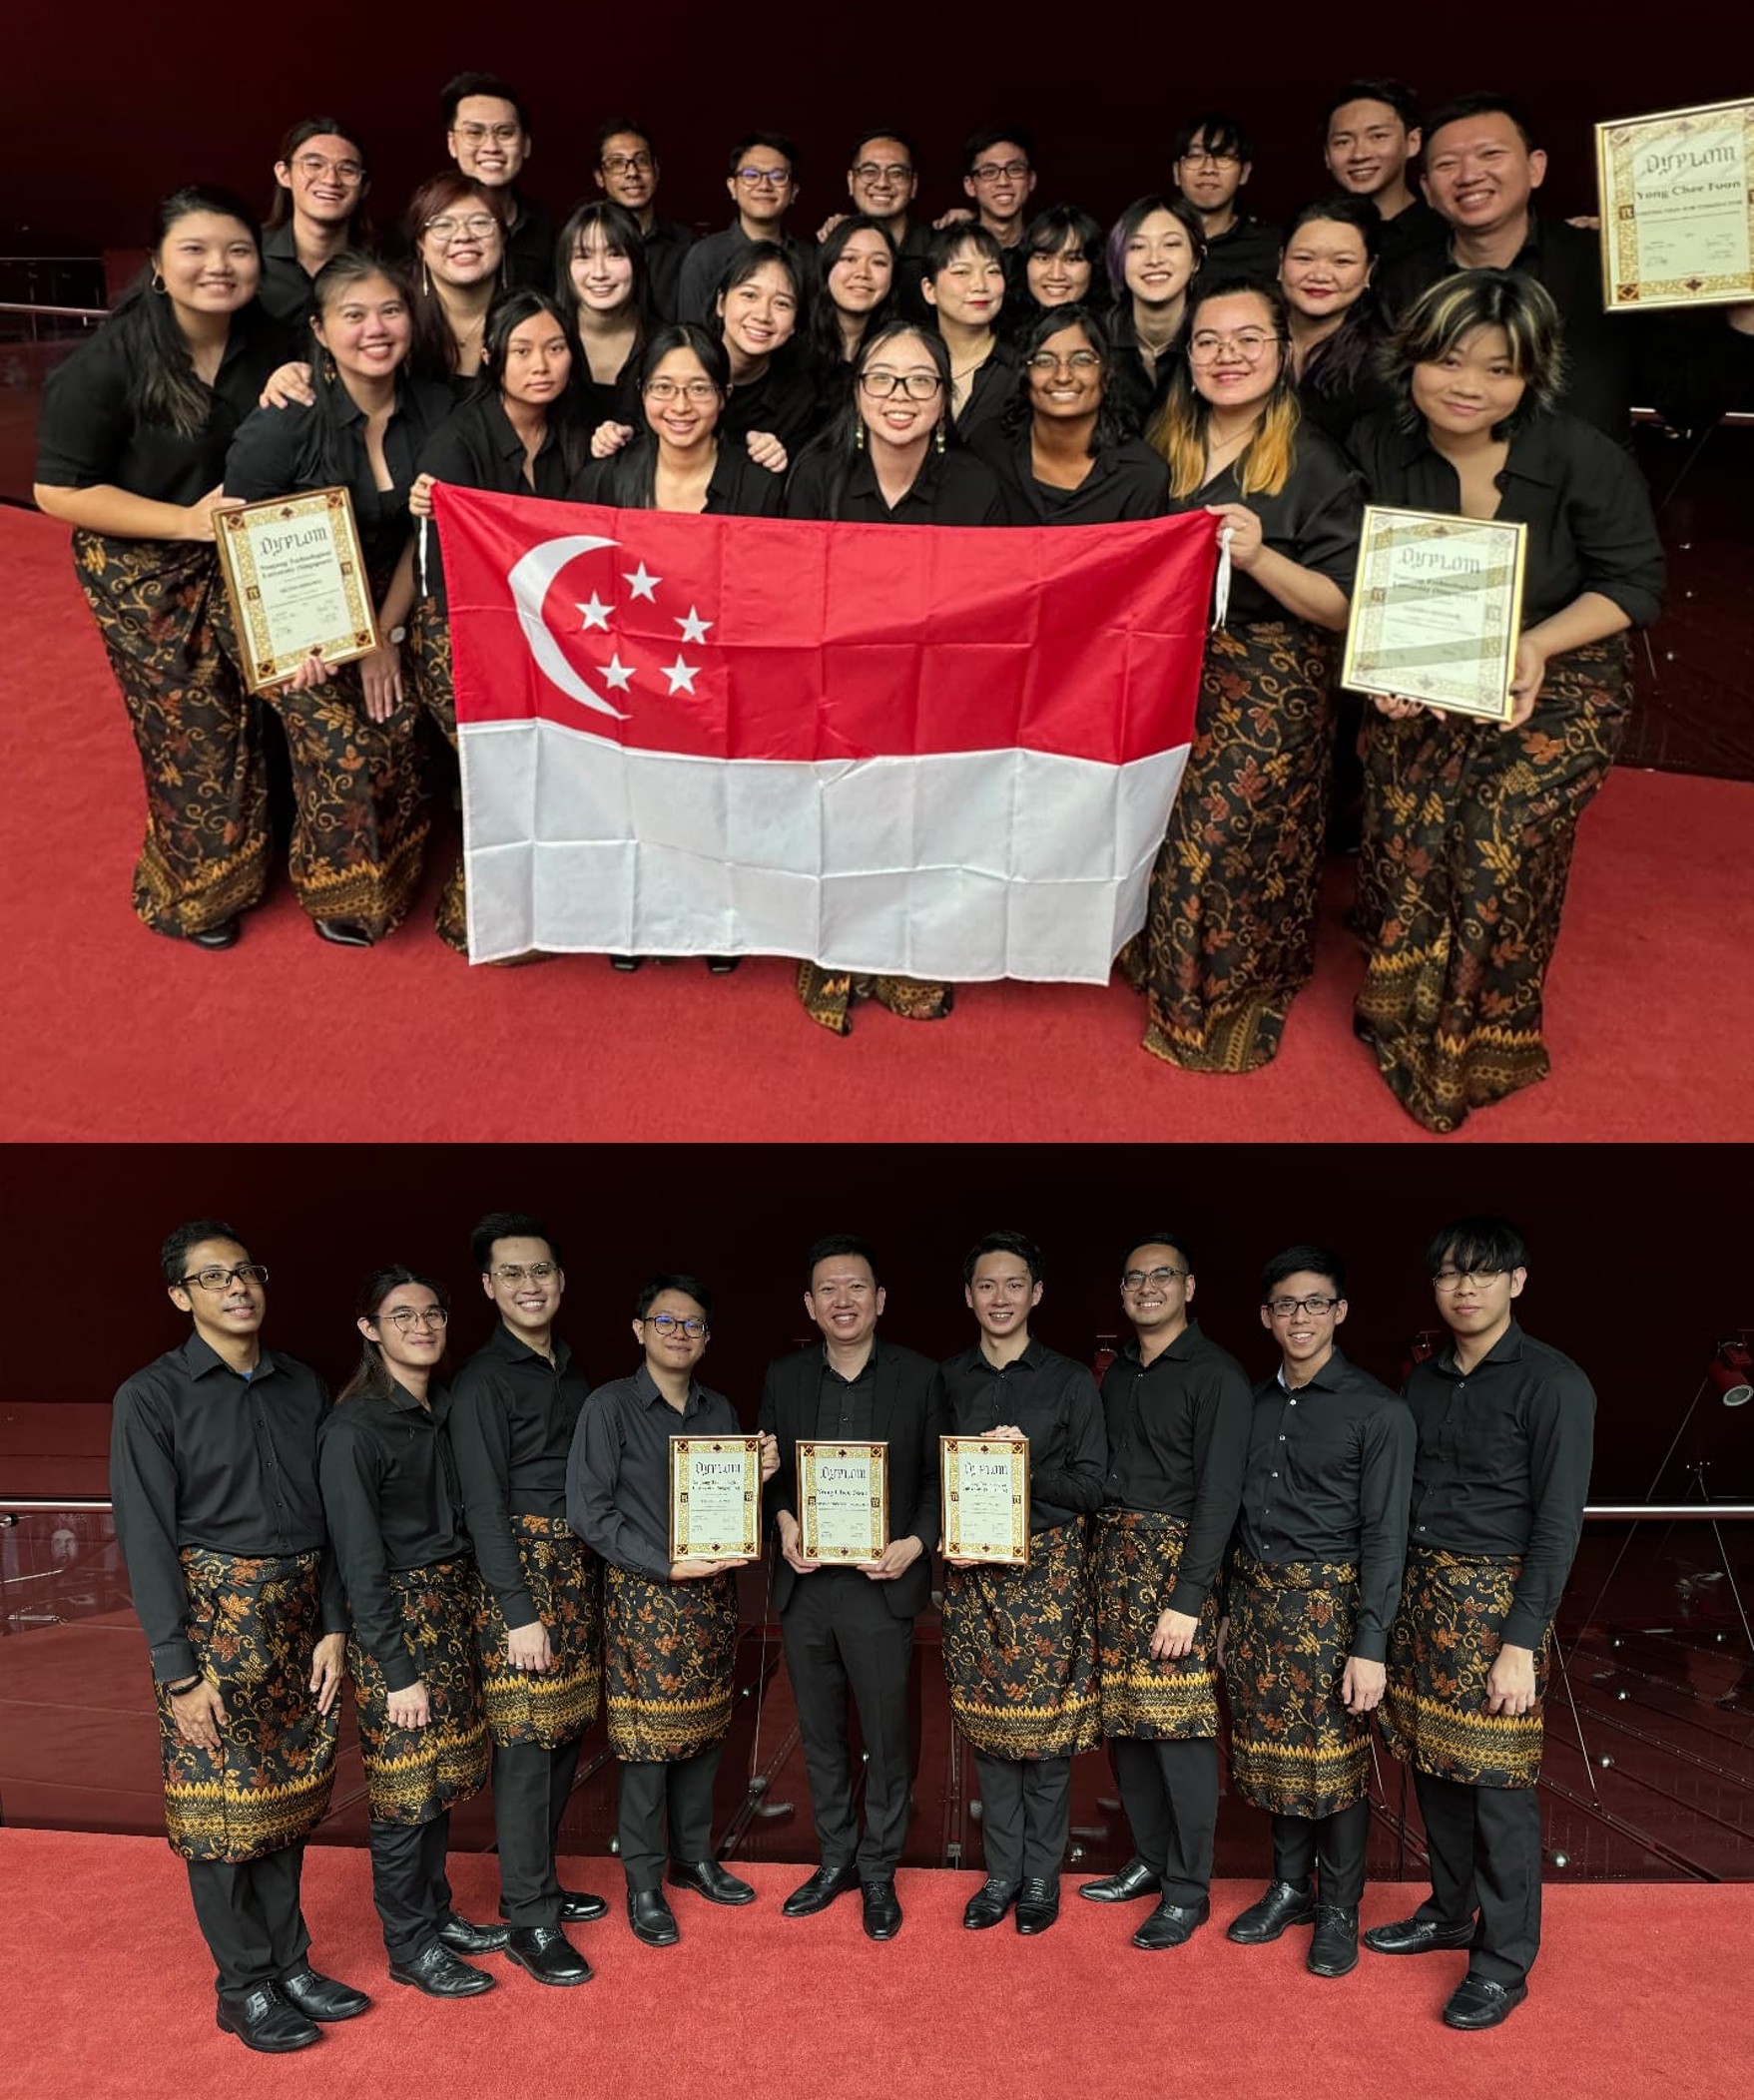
165, 1675, 204, 1698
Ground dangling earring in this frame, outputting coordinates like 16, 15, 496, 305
420, 261, 431, 297
150, 269, 167, 295
855, 420, 866, 452
321, 349, 338, 383
934, 420, 946, 454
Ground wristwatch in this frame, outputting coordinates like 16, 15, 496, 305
386, 625, 407, 646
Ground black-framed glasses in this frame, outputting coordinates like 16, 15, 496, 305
970, 160, 1030, 182
602, 153, 655, 175
1180, 147, 1241, 167
644, 1312, 707, 1337
1121, 1267, 1188, 1291
180, 1264, 269, 1293
735, 166, 793, 187
1267, 1295, 1341, 1317
859, 369, 943, 399
490, 1262, 558, 1285
380, 1306, 449, 1332
1434, 1268, 1505, 1291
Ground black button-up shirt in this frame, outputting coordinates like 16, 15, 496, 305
445, 1323, 591, 1627
567, 1363, 742, 1580
318, 1379, 467, 1690
110, 1331, 344, 1683
934, 1335, 1107, 1533
258, 222, 316, 328
1164, 427, 1363, 626
1100, 1319, 1253, 1613
1403, 1318, 1595, 1650
501, 195, 557, 292
972, 425, 1171, 525
951, 338, 1020, 445
675, 225, 814, 326
642, 217, 695, 322
1238, 1348, 1415, 1663
786, 442, 1007, 524
416, 389, 577, 608
572, 432, 786, 516
816, 1347, 877, 1439
1201, 214, 1284, 287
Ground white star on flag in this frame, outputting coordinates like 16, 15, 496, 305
600, 654, 634, 692
675, 606, 713, 644
662, 657, 700, 696
577, 593, 611, 630
624, 562, 661, 600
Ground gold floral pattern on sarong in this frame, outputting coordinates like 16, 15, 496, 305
1093, 1511, 1221, 1740
1225, 1550, 1371, 1816
1381, 1546, 1547, 1789
350, 1558, 489, 1826
942, 1519, 1100, 1760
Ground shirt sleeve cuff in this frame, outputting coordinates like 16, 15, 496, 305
151, 1638, 198, 1684
1500, 1605, 1547, 1651
1352, 1628, 1389, 1664
500, 1588, 539, 1629
1169, 1577, 1209, 1616
382, 1649, 420, 1694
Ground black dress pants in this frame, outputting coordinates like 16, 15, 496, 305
369, 1810, 452, 1963
186, 1841, 310, 1994
492, 1732, 584, 1927
1112, 1736, 1219, 1906
618, 1744, 721, 1891
1412, 1767, 1543, 1985
1272, 1797, 1372, 1909
782, 1571, 914, 1878
974, 1752, 1070, 1883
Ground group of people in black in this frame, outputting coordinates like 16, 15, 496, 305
39, 73, 1751, 1129
112, 1205, 1594, 2052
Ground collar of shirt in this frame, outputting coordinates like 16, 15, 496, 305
845, 444, 945, 509
176, 1329, 279, 1384
821, 1341, 876, 1386
485, 1319, 574, 1376
1434, 1318, 1526, 1379
1121, 1317, 1204, 1368
384, 1377, 433, 1416
262, 223, 301, 264
969, 1332, 1047, 1375
1274, 1345, 1354, 1395
480, 391, 553, 468
1382, 411, 1568, 491
632, 1359, 706, 1417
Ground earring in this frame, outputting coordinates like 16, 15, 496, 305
420, 262, 431, 297
150, 269, 167, 295
855, 420, 866, 452
321, 349, 338, 383
934, 421, 946, 454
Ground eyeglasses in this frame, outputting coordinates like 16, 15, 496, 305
1121, 1267, 1188, 1291
1188, 329, 1280, 362
180, 1264, 270, 1293
602, 153, 655, 175
425, 214, 499, 242
645, 377, 719, 401
490, 1262, 558, 1285
454, 122, 522, 144
644, 1313, 707, 1337
1025, 349, 1102, 371
380, 1306, 449, 1332
735, 166, 793, 187
860, 369, 943, 399
852, 161, 913, 183
292, 153, 365, 183
1267, 1295, 1341, 1316
1434, 1269, 1505, 1291
970, 160, 1030, 182
1180, 147, 1242, 167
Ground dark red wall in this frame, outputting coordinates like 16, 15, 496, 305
12, 9, 1750, 252
3, 1143, 1748, 1503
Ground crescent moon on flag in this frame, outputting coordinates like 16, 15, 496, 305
505, 534, 629, 721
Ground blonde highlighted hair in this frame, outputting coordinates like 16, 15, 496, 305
1147, 278, 1301, 500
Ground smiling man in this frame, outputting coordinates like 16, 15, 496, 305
1320, 78, 1443, 270
675, 131, 809, 325
442, 72, 551, 288
1221, 1246, 1413, 1981
593, 117, 692, 320
759, 1235, 943, 1940
1368, 1216, 1595, 2031
1172, 113, 1279, 285
261, 116, 369, 327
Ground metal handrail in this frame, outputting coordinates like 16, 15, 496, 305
0, 300, 104, 321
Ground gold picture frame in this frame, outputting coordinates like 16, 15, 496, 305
1596, 99, 1754, 311
797, 1440, 889, 1564
668, 1435, 763, 1561
1342, 506, 1527, 723
215, 485, 379, 694
940, 1436, 1029, 1566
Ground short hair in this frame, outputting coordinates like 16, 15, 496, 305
1022, 203, 1104, 264
962, 1230, 1043, 1288
728, 130, 799, 177
963, 125, 1035, 173
925, 220, 1005, 277
1283, 192, 1383, 259
635, 1273, 714, 1322
1175, 112, 1254, 165
851, 126, 917, 165
1323, 78, 1422, 135
1104, 194, 1207, 302
442, 72, 530, 132
1381, 268, 1565, 434
805, 1234, 884, 1292
471, 1211, 562, 1272
162, 1219, 246, 1289
1121, 1233, 1195, 1277
1425, 1216, 1529, 1278
1260, 1245, 1348, 1301
596, 115, 657, 162
1422, 91, 1538, 154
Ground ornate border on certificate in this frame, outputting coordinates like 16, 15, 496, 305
668, 1435, 762, 1561
1596, 100, 1754, 310
797, 1441, 889, 1564
215, 485, 379, 694
1342, 505, 1526, 722
940, 1436, 1029, 1566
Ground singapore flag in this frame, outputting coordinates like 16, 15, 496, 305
433, 487, 1218, 976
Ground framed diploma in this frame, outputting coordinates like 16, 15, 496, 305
1596, 100, 1754, 310
215, 486, 379, 694
797, 1441, 889, 1564
940, 1437, 1029, 1566
668, 1436, 763, 1561
1342, 506, 1527, 723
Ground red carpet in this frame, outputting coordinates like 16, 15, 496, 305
6, 504, 1750, 1142
1, 1829, 1745, 2098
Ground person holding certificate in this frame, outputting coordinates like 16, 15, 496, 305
567, 1276, 780, 1948
1347, 268, 1665, 1132
759, 1235, 944, 1940
935, 1232, 1106, 1937
33, 185, 291, 952
1133, 277, 1362, 1075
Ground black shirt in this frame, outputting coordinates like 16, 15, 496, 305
785, 440, 1006, 524
815, 1348, 877, 1439
1100, 1320, 1253, 1614
1237, 1350, 1415, 1663
259, 223, 318, 328
1294, 317, 1396, 446
1202, 215, 1283, 287
973, 424, 1170, 525
416, 388, 577, 607
225, 374, 456, 590
1105, 304, 1183, 437
110, 1332, 344, 1684
567, 1363, 742, 1580
37, 301, 292, 509
1165, 427, 1363, 626
950, 338, 1019, 445
317, 1381, 468, 1691
675, 226, 813, 326
502, 196, 556, 291
1373, 199, 1446, 287
721, 349, 826, 453
446, 1322, 591, 1627
890, 223, 937, 327
934, 1335, 1107, 1533
572, 432, 786, 515
1348, 408, 1665, 631
1403, 1318, 1595, 1649
643, 217, 696, 322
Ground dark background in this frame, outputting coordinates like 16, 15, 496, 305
3, 1142, 1748, 1502
11, 7, 1751, 252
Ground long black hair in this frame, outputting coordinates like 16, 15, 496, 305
554, 199, 654, 350
589, 323, 732, 509
1003, 303, 1130, 457
336, 1266, 452, 1402
103, 186, 262, 439
482, 287, 594, 480
791, 317, 953, 520
1281, 195, 1383, 401
266, 116, 370, 240
809, 214, 898, 366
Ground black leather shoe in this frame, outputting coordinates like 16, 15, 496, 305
862, 1879, 902, 1940
1364, 1914, 1476, 1956
668, 1858, 757, 1905
627, 1889, 680, 1947
962, 1877, 1017, 1930
1015, 1877, 1059, 1935
388, 1942, 496, 1997
560, 1887, 609, 1923
503, 1925, 592, 1985
1443, 1975, 1528, 2030
215, 1983, 320, 2053
1079, 1858, 1162, 1903
1227, 1879, 1317, 1944
186, 918, 241, 950
313, 916, 373, 947
783, 1863, 862, 1918
279, 1966, 370, 2021
439, 1913, 509, 1954
1132, 1895, 1211, 1950
1309, 1905, 1360, 1977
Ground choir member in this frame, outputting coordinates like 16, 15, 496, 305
1320, 78, 1443, 271
1279, 196, 1391, 443
1103, 195, 1205, 435
809, 216, 898, 407
921, 223, 1015, 442
960, 127, 1037, 300
406, 174, 506, 389
593, 118, 692, 321
442, 71, 550, 288
261, 117, 370, 326
675, 133, 809, 325
837, 129, 934, 322
1172, 114, 1280, 283
712, 244, 822, 454
556, 200, 652, 435
1014, 204, 1104, 332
